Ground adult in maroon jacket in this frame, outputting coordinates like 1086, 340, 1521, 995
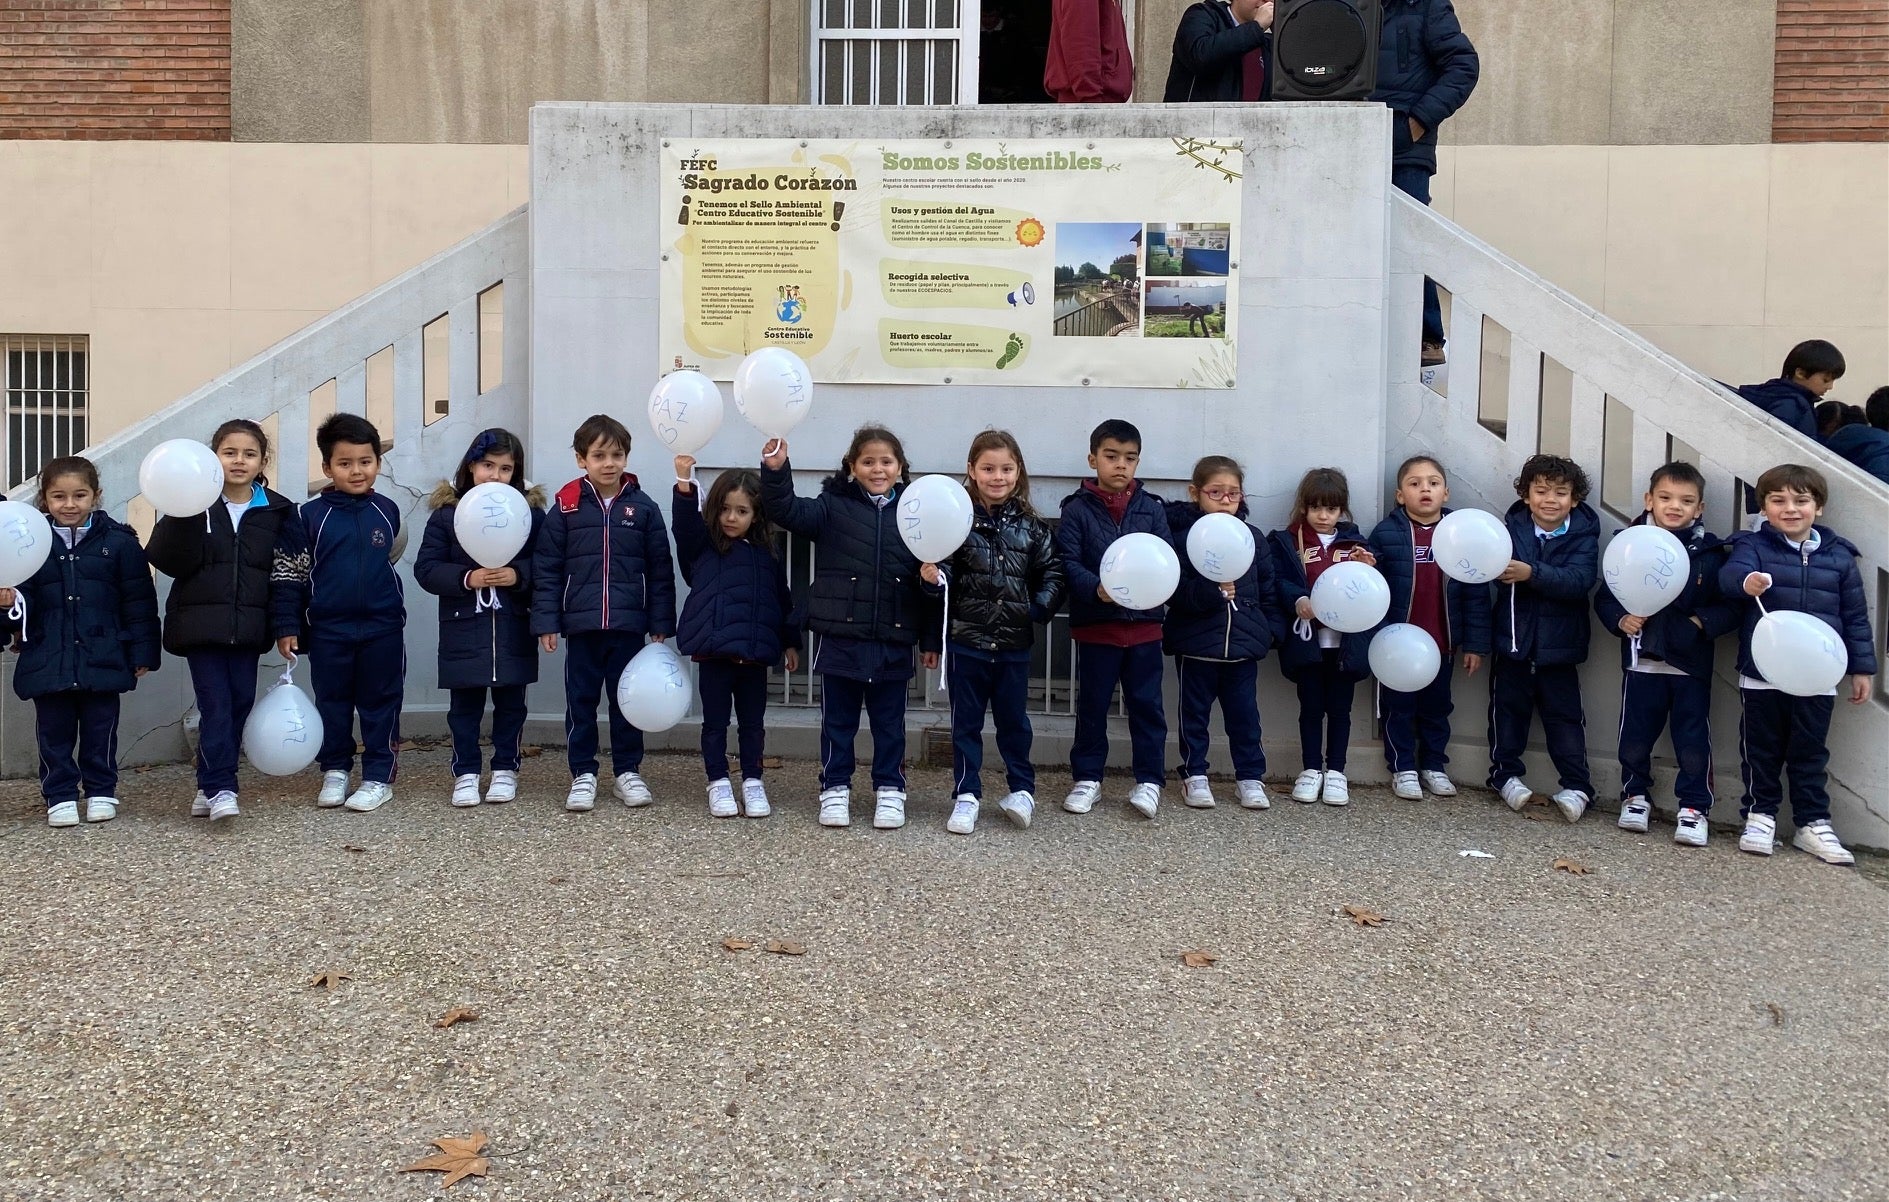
1045, 0, 1134, 102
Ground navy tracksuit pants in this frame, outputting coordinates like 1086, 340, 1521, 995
1072, 640, 1167, 786
563, 630, 645, 779
1616, 670, 1713, 810
1382, 663, 1453, 774
1175, 655, 1264, 780
819, 673, 907, 791
1297, 649, 1358, 772
1738, 687, 1835, 825
948, 645, 1034, 800
309, 630, 405, 783
188, 649, 260, 796
1487, 657, 1592, 795
699, 658, 769, 782
35, 690, 119, 806
448, 684, 528, 777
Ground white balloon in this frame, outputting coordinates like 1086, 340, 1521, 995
1751, 610, 1849, 697
1099, 532, 1181, 611
616, 641, 693, 733
242, 670, 324, 776
454, 482, 532, 569
647, 371, 725, 455
0, 500, 51, 588
733, 348, 815, 439
1602, 524, 1687, 618
1432, 508, 1512, 585
1185, 512, 1256, 584
898, 475, 974, 563
1368, 622, 1442, 692
138, 438, 225, 518
1309, 561, 1392, 633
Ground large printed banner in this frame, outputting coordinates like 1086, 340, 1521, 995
658, 137, 1243, 389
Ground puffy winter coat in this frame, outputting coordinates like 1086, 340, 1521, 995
1162, 1, 1267, 102
530, 476, 676, 639
760, 463, 937, 649
1056, 481, 1172, 631
6, 513, 161, 700
146, 484, 306, 655
415, 481, 544, 690
1592, 515, 1741, 680
1492, 500, 1600, 664
937, 498, 1066, 653
1163, 501, 1278, 660
672, 485, 799, 665
1826, 423, 1889, 484
1718, 524, 1879, 680
1267, 521, 1374, 680
1366, 508, 1492, 655
273, 488, 404, 642
1733, 377, 1820, 441
1373, 0, 1480, 172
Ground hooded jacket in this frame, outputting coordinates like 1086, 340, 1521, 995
938, 497, 1066, 653
7, 512, 161, 700
1163, 501, 1279, 661
672, 485, 800, 666
272, 488, 404, 642
146, 484, 306, 655
1268, 520, 1374, 680
1372, 0, 1480, 173
415, 480, 545, 690
1162, 0, 1268, 102
1826, 423, 1889, 484
530, 475, 676, 640
1592, 513, 1741, 680
1492, 499, 1600, 665
1365, 507, 1492, 656
1055, 480, 1172, 630
1733, 377, 1821, 442
1718, 523, 1879, 680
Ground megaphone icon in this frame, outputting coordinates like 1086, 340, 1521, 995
1006, 282, 1037, 308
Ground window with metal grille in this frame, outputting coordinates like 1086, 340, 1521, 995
812, 0, 980, 105
3, 336, 89, 490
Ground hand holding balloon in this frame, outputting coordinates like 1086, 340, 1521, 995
674, 454, 696, 491
920, 563, 941, 586
1744, 572, 1772, 598
761, 439, 789, 470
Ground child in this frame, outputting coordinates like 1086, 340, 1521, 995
1487, 454, 1600, 821
0, 457, 160, 827
1270, 467, 1375, 806
1368, 455, 1490, 803
1165, 455, 1279, 811
415, 428, 545, 809
1734, 339, 1844, 442
274, 413, 406, 813
1593, 462, 1741, 846
531, 414, 677, 813
1719, 463, 1877, 865
672, 453, 800, 820
1056, 419, 1172, 819
146, 419, 307, 822
919, 430, 1066, 835
761, 426, 939, 830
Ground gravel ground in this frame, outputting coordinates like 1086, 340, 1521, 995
3, 748, 1888, 1202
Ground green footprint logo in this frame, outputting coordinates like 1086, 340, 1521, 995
995, 333, 1024, 370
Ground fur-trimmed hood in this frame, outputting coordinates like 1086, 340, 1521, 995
428, 479, 548, 510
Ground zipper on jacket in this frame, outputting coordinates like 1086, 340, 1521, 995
599, 482, 612, 629
227, 504, 242, 646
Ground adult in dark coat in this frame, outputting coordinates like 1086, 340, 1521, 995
1162, 0, 1272, 102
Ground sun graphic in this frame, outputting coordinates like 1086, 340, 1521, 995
1014, 218, 1046, 248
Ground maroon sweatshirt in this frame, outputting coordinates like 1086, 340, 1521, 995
1044, 0, 1134, 103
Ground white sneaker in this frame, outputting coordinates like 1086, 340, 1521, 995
1674, 807, 1709, 847
1127, 782, 1160, 819
1236, 779, 1270, 810
1291, 770, 1324, 803
84, 796, 118, 823
1552, 789, 1589, 824
317, 770, 350, 808
998, 790, 1034, 828
566, 772, 598, 812
1320, 771, 1350, 806
1738, 813, 1777, 856
208, 791, 240, 822
1617, 795, 1652, 833
873, 788, 907, 830
1499, 778, 1534, 812
707, 778, 738, 818
1182, 775, 1216, 809
614, 771, 654, 808
1063, 780, 1101, 814
47, 801, 79, 828
190, 790, 211, 818
451, 774, 482, 808
818, 786, 851, 828
1791, 819, 1855, 866
1392, 771, 1422, 800
344, 782, 392, 813
485, 770, 518, 804
1421, 771, 1458, 797
741, 778, 772, 819
947, 794, 979, 835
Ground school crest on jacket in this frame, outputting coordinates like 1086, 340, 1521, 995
416, 480, 546, 689
530, 476, 677, 638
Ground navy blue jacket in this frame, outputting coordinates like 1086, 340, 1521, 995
1057, 481, 1173, 630
1734, 377, 1820, 441
530, 476, 676, 639
1826, 423, 1889, 484
1593, 514, 1742, 680
1373, 0, 1480, 172
1492, 500, 1600, 664
672, 485, 799, 666
1163, 501, 1279, 660
1718, 524, 1879, 680
273, 488, 404, 642
1268, 521, 1375, 681
146, 484, 306, 655
7, 513, 161, 700
1161, 1, 1268, 102
415, 482, 544, 690
1365, 508, 1492, 656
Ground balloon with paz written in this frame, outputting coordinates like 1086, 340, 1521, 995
733, 348, 814, 439
1309, 561, 1391, 633
242, 664, 324, 776
1751, 610, 1849, 697
1184, 512, 1255, 584
453, 482, 532, 569
1431, 508, 1512, 585
1099, 533, 1181, 611
1368, 623, 1442, 692
617, 641, 693, 732
138, 438, 225, 518
1602, 524, 1687, 617
0, 500, 51, 588
647, 371, 724, 455
898, 475, 974, 563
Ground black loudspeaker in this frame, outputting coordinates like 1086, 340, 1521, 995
1268, 0, 1380, 101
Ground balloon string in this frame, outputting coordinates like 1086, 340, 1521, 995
936, 572, 950, 694
762, 438, 783, 461
474, 586, 503, 614
278, 650, 298, 689
7, 594, 24, 645
1629, 632, 1640, 669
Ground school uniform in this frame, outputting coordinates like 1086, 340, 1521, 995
1165, 501, 1279, 782
1270, 521, 1374, 772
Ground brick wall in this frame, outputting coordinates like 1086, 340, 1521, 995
1774, 0, 1889, 142
0, 0, 230, 140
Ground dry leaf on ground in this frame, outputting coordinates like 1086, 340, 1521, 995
399, 1131, 489, 1189
520, 745, 543, 757
763, 939, 807, 956
1552, 858, 1593, 875
308, 970, 351, 991
721, 937, 756, 953
546, 876, 567, 885
433, 1007, 480, 1029
1763, 1002, 1786, 1027
1180, 951, 1218, 968
1341, 905, 1387, 927
340, 844, 367, 854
